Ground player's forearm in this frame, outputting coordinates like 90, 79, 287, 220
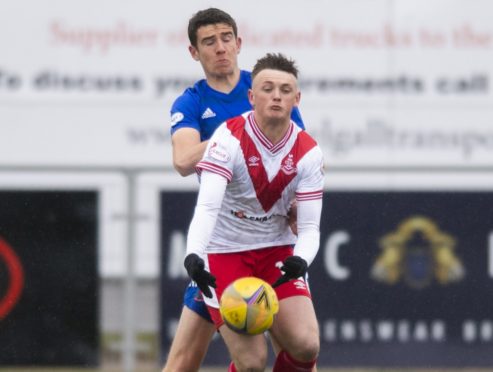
185, 171, 227, 257
186, 204, 219, 258
294, 228, 320, 266
173, 141, 209, 176
293, 198, 322, 266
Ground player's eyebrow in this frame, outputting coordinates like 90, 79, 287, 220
218, 31, 234, 38
261, 81, 294, 88
200, 35, 215, 44
201, 31, 234, 45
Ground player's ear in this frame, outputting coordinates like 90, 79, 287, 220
294, 91, 301, 106
248, 88, 254, 107
236, 37, 242, 54
189, 45, 200, 61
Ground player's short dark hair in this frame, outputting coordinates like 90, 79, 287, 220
188, 8, 238, 48
251, 53, 299, 80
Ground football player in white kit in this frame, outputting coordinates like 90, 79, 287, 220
163, 8, 310, 372
184, 53, 323, 372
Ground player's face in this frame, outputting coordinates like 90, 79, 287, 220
189, 23, 241, 79
249, 69, 300, 124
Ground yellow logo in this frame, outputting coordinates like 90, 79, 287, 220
371, 216, 465, 289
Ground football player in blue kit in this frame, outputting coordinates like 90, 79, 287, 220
162, 8, 305, 372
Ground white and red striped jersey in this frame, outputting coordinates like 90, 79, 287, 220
189, 111, 324, 262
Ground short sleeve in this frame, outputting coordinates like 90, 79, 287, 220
196, 124, 238, 183
296, 146, 324, 201
170, 89, 201, 136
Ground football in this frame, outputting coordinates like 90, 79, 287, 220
219, 276, 279, 335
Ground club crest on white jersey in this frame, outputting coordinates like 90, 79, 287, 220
281, 154, 297, 175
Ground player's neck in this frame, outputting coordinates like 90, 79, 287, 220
206, 69, 241, 93
255, 116, 291, 145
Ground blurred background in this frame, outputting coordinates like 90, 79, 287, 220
1, 0, 493, 371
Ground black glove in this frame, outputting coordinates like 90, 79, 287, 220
272, 255, 308, 288
184, 253, 217, 298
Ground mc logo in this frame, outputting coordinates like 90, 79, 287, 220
0, 237, 24, 320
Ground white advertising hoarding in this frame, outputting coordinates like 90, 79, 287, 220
1, 0, 492, 168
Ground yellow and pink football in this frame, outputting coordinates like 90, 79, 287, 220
219, 276, 279, 335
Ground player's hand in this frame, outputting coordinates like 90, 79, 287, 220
272, 255, 308, 288
184, 253, 217, 298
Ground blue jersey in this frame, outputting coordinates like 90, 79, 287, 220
170, 70, 304, 141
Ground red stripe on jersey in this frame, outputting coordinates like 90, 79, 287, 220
227, 115, 317, 212
196, 161, 233, 182
296, 190, 323, 201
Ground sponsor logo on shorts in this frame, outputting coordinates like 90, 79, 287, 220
293, 280, 307, 290
194, 292, 205, 302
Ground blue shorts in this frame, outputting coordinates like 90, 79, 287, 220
183, 282, 213, 323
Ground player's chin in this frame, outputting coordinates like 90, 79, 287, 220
267, 110, 288, 121
214, 64, 234, 75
